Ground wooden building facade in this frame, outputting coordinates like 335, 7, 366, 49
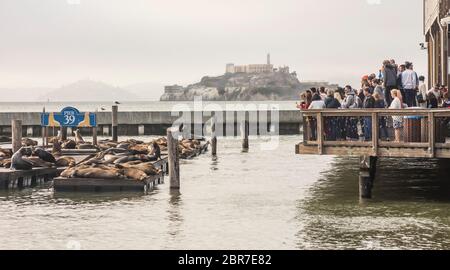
424, 0, 450, 87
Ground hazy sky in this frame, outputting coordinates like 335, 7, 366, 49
0, 0, 426, 90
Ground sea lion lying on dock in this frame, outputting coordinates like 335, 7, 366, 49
118, 162, 161, 176
32, 148, 56, 163
0, 158, 11, 168
55, 156, 76, 167
62, 139, 77, 149
24, 156, 55, 168
22, 138, 38, 147
10, 147, 33, 170
0, 148, 12, 159
118, 167, 148, 181
70, 166, 123, 179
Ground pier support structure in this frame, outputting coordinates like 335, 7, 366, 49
12, 120, 22, 153
112, 105, 118, 142
167, 128, 180, 190
359, 155, 377, 199
241, 111, 249, 151
211, 113, 217, 156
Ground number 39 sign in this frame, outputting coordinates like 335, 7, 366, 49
41, 107, 97, 128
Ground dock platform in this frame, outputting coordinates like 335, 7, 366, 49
0, 167, 64, 189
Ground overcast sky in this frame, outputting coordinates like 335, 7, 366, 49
0, 0, 426, 90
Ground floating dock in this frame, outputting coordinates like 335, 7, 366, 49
0, 167, 64, 190
53, 171, 165, 193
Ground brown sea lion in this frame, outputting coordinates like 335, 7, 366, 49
120, 162, 161, 176
73, 129, 85, 144
0, 148, 12, 159
52, 140, 62, 156
129, 144, 150, 154
77, 143, 97, 150
118, 167, 148, 181
22, 138, 38, 147
72, 167, 122, 179
55, 156, 76, 167
0, 158, 12, 168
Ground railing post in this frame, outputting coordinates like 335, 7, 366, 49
112, 105, 118, 142
372, 112, 379, 156
429, 112, 435, 158
317, 112, 323, 155
211, 112, 217, 156
167, 127, 180, 189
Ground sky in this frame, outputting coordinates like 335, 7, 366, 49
0, 0, 426, 93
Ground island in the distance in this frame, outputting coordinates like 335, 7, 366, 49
160, 54, 338, 101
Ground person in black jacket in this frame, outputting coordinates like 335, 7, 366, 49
374, 92, 389, 140
363, 88, 375, 141
324, 89, 341, 141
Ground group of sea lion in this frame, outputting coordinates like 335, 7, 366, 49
59, 138, 163, 181
48, 130, 98, 152
0, 146, 75, 170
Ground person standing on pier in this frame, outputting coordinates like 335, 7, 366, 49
372, 79, 385, 106
389, 89, 405, 143
418, 76, 428, 108
363, 88, 375, 141
401, 62, 419, 107
341, 86, 360, 140
397, 64, 406, 100
382, 60, 398, 107
374, 92, 389, 140
324, 89, 341, 141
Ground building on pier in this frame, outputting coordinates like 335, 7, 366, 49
424, 0, 450, 87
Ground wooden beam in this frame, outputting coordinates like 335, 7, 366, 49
167, 128, 180, 189
372, 112, 379, 156
429, 112, 435, 158
11, 120, 22, 153
317, 112, 323, 154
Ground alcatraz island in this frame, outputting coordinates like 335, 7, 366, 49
160, 54, 338, 101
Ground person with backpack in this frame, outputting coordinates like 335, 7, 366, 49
341, 86, 360, 140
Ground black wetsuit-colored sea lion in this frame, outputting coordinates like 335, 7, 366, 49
10, 147, 33, 170
33, 148, 56, 163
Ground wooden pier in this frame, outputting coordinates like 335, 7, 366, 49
0, 167, 64, 190
296, 109, 450, 199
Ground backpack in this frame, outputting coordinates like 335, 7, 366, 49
417, 93, 425, 104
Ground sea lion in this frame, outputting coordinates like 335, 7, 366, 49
52, 140, 62, 156
0, 158, 11, 168
72, 166, 122, 179
55, 156, 76, 167
113, 155, 141, 164
74, 129, 85, 144
148, 142, 161, 160
77, 143, 97, 150
0, 148, 12, 159
62, 139, 77, 149
10, 147, 33, 170
22, 138, 38, 147
118, 167, 148, 181
129, 144, 150, 154
119, 162, 161, 176
33, 148, 56, 163
24, 157, 55, 168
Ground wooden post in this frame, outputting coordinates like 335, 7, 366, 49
112, 105, 118, 142
60, 127, 68, 141
429, 112, 435, 158
371, 112, 379, 156
241, 111, 249, 150
12, 120, 22, 153
93, 110, 98, 146
211, 113, 217, 156
317, 112, 323, 154
42, 107, 47, 147
167, 128, 180, 189
359, 155, 377, 199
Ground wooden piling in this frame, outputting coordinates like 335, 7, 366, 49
12, 120, 22, 153
167, 128, 180, 189
112, 105, 118, 142
359, 155, 377, 199
241, 111, 249, 150
60, 127, 68, 141
211, 113, 217, 156
42, 107, 47, 147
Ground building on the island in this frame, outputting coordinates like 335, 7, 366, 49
424, 0, 450, 87
164, 85, 184, 94
225, 54, 274, 74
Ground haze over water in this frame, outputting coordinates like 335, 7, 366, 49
1, 136, 449, 250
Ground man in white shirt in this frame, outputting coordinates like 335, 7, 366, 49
401, 62, 419, 107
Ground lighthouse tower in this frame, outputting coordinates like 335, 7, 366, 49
267, 53, 271, 65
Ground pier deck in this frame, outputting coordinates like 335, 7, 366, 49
296, 109, 450, 199
296, 109, 450, 158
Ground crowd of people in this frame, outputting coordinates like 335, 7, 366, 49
297, 59, 450, 142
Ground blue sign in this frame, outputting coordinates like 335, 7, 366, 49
41, 107, 97, 127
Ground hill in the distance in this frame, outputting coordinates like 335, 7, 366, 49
39, 80, 138, 102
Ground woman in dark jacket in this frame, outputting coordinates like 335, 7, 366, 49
324, 89, 341, 141
374, 93, 389, 140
